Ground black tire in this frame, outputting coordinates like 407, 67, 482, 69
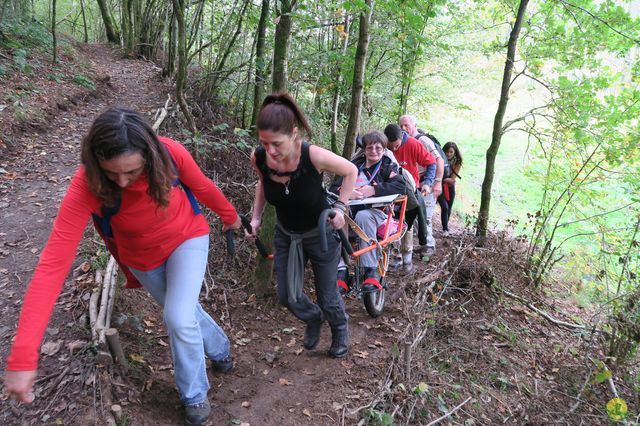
363, 277, 385, 318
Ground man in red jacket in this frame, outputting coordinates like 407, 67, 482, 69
383, 124, 441, 274
400, 114, 445, 256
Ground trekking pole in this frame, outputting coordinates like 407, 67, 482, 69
318, 209, 353, 255
225, 230, 235, 257
239, 215, 273, 260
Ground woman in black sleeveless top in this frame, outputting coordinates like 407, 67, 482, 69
248, 93, 357, 358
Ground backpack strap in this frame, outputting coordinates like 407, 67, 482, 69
254, 145, 270, 178
170, 157, 201, 215
92, 199, 121, 239
358, 159, 383, 186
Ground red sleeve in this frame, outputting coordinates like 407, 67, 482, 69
161, 137, 239, 226
7, 169, 95, 370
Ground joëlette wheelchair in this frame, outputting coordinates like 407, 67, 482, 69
324, 193, 408, 318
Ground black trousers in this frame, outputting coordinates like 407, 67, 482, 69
406, 189, 428, 246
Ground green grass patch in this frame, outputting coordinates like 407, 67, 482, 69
72, 73, 95, 90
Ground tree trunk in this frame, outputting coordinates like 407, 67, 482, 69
51, 0, 56, 63
122, 0, 133, 53
341, 0, 374, 159
171, 0, 197, 134
164, 8, 176, 77
79, 0, 88, 42
272, 0, 294, 92
330, 15, 350, 154
96, 0, 119, 44
251, 0, 270, 130
476, 0, 529, 239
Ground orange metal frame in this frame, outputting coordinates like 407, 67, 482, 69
350, 195, 408, 259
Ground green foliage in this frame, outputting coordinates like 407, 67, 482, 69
12, 49, 32, 73
414, 382, 429, 395
48, 72, 66, 83
90, 248, 110, 271
115, 414, 130, 426
594, 368, 612, 384
72, 74, 95, 90
365, 408, 394, 426
0, 17, 52, 50
606, 397, 628, 422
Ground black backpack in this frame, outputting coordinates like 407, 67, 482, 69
416, 130, 451, 178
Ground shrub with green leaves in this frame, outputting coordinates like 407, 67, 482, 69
73, 74, 95, 90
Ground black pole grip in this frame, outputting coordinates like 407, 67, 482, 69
240, 215, 270, 259
318, 209, 353, 255
318, 209, 332, 252
337, 228, 353, 255
225, 229, 235, 256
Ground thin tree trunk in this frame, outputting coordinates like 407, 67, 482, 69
330, 15, 350, 154
51, 0, 56, 62
208, 0, 250, 96
122, 0, 133, 53
341, 0, 374, 159
171, 0, 197, 134
164, 8, 176, 77
272, 0, 295, 92
476, 0, 529, 239
251, 0, 270, 130
79, 0, 88, 42
96, 0, 119, 43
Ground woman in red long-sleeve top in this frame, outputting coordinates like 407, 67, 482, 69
4, 107, 241, 425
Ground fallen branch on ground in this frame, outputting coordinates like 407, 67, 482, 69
492, 283, 590, 331
152, 94, 171, 131
426, 396, 472, 426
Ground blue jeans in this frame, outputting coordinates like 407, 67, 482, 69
130, 235, 230, 406
422, 192, 436, 248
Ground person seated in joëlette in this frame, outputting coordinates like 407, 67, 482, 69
330, 131, 406, 293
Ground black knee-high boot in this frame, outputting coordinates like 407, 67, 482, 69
329, 323, 349, 358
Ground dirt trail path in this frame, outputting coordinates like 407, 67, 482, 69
1, 44, 437, 425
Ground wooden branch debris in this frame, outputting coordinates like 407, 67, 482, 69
152, 94, 171, 132
494, 284, 589, 331
106, 328, 128, 372
426, 396, 472, 426
89, 256, 124, 367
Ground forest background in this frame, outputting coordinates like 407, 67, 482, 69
1, 0, 640, 423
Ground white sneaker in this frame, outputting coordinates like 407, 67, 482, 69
442, 230, 450, 237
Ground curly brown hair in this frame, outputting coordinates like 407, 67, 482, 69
81, 107, 175, 208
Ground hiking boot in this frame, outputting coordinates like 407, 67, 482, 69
303, 319, 323, 350
211, 355, 233, 374
442, 230, 450, 237
425, 246, 436, 257
185, 399, 211, 425
336, 267, 349, 295
328, 325, 349, 358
